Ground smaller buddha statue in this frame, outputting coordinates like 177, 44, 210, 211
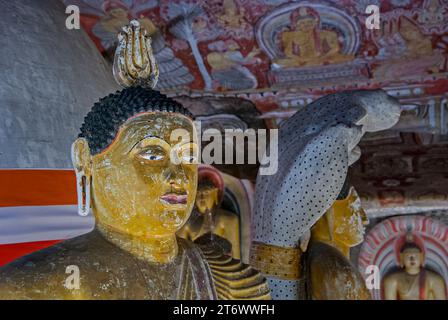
306, 185, 371, 300
178, 165, 241, 260
383, 234, 446, 300
275, 7, 353, 68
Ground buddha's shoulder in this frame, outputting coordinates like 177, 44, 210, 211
0, 231, 130, 299
308, 241, 349, 268
0, 230, 120, 271
425, 270, 445, 284
308, 241, 370, 299
383, 270, 404, 282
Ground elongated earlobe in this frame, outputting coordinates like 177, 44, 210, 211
76, 173, 91, 216
71, 138, 92, 217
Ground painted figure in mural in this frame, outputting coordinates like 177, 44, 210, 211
250, 89, 402, 299
275, 7, 354, 68
0, 21, 270, 300
178, 165, 241, 260
207, 40, 260, 90
217, 0, 248, 29
91, 0, 194, 89
418, 0, 445, 26
307, 184, 371, 299
383, 234, 446, 300
374, 16, 443, 78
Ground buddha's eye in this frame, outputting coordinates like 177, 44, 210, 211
178, 144, 198, 164
136, 146, 166, 164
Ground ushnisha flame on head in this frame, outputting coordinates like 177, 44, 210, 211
113, 19, 159, 89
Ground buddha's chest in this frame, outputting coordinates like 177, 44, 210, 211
397, 274, 428, 300
82, 250, 214, 300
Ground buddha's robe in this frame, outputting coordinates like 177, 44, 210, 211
0, 229, 270, 300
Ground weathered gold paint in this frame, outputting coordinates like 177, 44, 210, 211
249, 242, 302, 280
311, 187, 369, 258
307, 187, 371, 300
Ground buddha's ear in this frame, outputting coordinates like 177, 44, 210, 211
398, 253, 404, 268
71, 138, 92, 175
71, 138, 92, 217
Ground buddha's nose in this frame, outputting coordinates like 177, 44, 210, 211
169, 180, 182, 192
164, 165, 188, 184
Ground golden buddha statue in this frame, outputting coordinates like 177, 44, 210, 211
306, 186, 371, 300
177, 165, 241, 259
0, 21, 270, 300
275, 7, 353, 68
383, 235, 446, 300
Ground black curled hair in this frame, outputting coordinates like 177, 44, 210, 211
198, 178, 217, 190
400, 242, 422, 253
79, 86, 193, 155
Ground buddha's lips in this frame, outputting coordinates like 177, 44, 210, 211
160, 193, 187, 205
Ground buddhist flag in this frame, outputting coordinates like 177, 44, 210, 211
0, 169, 93, 266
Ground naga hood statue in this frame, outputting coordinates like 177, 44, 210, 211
250, 89, 402, 299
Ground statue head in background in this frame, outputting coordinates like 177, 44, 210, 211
311, 187, 369, 257
332, 187, 369, 247
195, 165, 224, 214
72, 20, 198, 244
196, 180, 220, 214
399, 235, 424, 274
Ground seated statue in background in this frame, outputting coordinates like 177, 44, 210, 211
383, 235, 446, 300
307, 184, 371, 300
177, 165, 241, 259
251, 88, 402, 299
0, 21, 270, 300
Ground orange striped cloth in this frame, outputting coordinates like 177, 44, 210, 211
0, 169, 92, 266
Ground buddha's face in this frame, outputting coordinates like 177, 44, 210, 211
296, 18, 318, 32
400, 248, 423, 272
333, 188, 369, 247
90, 113, 198, 237
195, 186, 219, 214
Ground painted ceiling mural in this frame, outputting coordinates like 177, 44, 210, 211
65, 0, 448, 97
65, 0, 448, 214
